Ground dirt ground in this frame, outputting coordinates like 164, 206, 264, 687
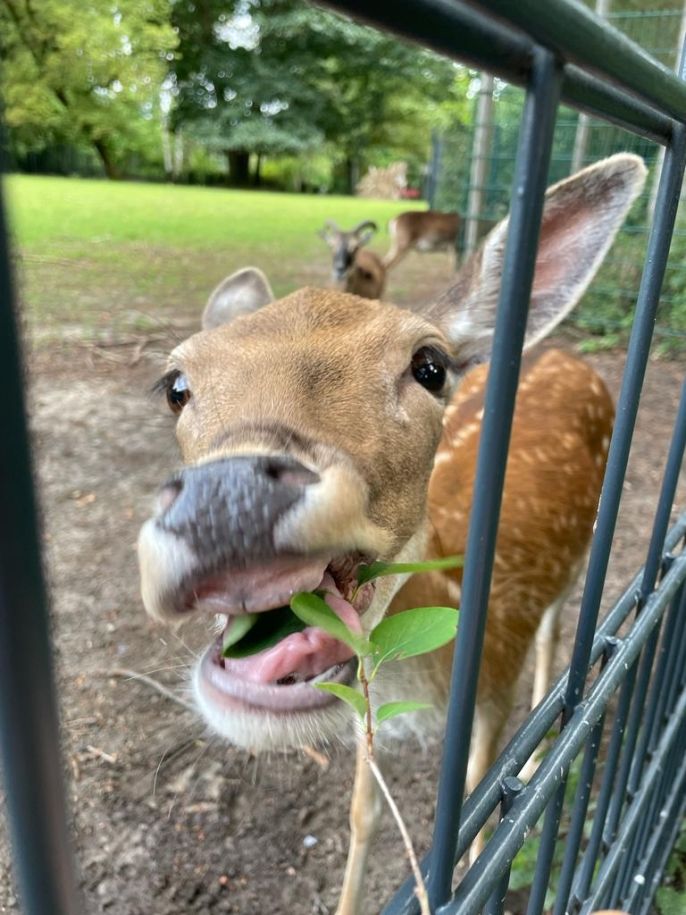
0, 318, 684, 914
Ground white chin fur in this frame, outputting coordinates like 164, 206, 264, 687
191, 660, 356, 749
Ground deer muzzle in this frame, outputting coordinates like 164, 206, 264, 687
138, 455, 326, 622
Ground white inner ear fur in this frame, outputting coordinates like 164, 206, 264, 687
202, 266, 275, 331
441, 153, 647, 359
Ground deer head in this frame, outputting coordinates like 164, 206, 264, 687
138, 154, 645, 750
319, 219, 379, 284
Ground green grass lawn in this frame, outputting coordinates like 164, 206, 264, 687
5, 175, 441, 343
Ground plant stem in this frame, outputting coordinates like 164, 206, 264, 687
357, 657, 431, 915
366, 755, 432, 915
358, 658, 375, 755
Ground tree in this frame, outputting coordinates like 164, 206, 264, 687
0, 0, 177, 177
169, 0, 463, 190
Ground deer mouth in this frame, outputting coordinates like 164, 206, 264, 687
195, 554, 374, 713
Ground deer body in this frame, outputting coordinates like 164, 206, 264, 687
343, 247, 386, 299
389, 349, 613, 765
138, 155, 644, 914
384, 210, 460, 270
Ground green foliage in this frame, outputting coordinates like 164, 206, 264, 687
222, 613, 259, 654
316, 682, 367, 719
369, 607, 458, 666
656, 822, 686, 915
1, 0, 177, 177
357, 555, 462, 587
220, 609, 307, 658
376, 701, 433, 724
290, 592, 368, 654
165, 0, 465, 187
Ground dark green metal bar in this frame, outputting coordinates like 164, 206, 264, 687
426, 48, 562, 910
439, 548, 686, 914
483, 777, 523, 915
467, 0, 686, 122
320, 0, 673, 143
577, 687, 686, 915
382, 518, 686, 915
551, 643, 614, 915
0, 179, 82, 912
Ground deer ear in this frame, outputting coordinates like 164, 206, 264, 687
428, 153, 647, 365
318, 221, 339, 246
202, 267, 275, 331
353, 221, 378, 247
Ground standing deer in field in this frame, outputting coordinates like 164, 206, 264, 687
138, 154, 645, 915
319, 219, 386, 299
383, 210, 460, 270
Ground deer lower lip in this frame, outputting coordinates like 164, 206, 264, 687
198, 641, 356, 712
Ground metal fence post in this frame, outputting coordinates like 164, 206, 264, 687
0, 179, 82, 912
426, 47, 562, 911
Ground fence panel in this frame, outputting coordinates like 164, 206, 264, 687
1, 2, 686, 914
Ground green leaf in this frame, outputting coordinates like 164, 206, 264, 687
290, 592, 368, 654
315, 682, 366, 719
357, 555, 463, 586
376, 701, 433, 724
221, 613, 258, 655
221, 606, 306, 658
370, 606, 458, 664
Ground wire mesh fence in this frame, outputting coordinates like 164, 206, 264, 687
2, 2, 686, 915
433, 7, 686, 352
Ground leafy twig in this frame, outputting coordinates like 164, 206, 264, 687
289, 585, 461, 915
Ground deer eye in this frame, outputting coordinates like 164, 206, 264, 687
411, 347, 449, 394
159, 370, 191, 414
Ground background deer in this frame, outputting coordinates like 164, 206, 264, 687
138, 154, 645, 915
383, 210, 460, 269
319, 219, 386, 299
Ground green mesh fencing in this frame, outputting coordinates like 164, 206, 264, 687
433, 8, 686, 351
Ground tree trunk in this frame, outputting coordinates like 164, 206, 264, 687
227, 150, 250, 186
252, 153, 263, 187
344, 156, 359, 195
92, 138, 120, 180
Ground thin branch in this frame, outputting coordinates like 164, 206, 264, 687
358, 656, 432, 915
367, 756, 432, 915
107, 667, 195, 712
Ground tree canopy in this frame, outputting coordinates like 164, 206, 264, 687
0, 0, 468, 188
169, 0, 465, 188
1, 0, 177, 177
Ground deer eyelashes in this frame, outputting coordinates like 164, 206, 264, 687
155, 369, 192, 414
410, 346, 450, 395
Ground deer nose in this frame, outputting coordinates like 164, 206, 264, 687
154, 455, 320, 562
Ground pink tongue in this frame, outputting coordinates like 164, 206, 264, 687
222, 573, 361, 684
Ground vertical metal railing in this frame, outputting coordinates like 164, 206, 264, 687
427, 47, 562, 909
0, 178, 82, 913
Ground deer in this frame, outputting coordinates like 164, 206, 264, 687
319, 219, 386, 299
138, 153, 645, 915
383, 210, 461, 270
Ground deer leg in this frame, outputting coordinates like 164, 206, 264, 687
531, 596, 564, 709
519, 596, 565, 782
335, 738, 382, 915
382, 243, 406, 270
466, 699, 508, 865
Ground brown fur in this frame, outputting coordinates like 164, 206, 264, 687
384, 210, 460, 269
343, 248, 386, 299
389, 349, 613, 758
140, 154, 646, 913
